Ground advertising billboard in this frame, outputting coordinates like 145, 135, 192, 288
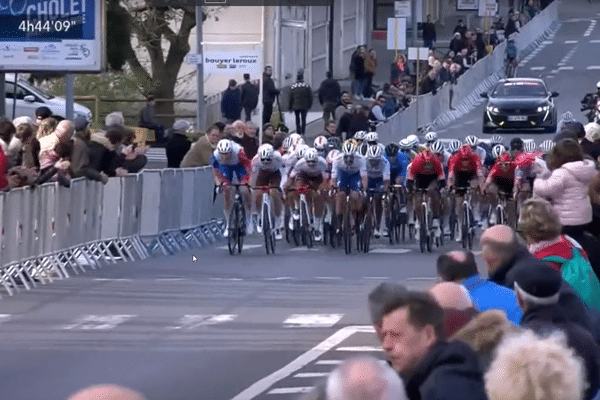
0, 0, 105, 72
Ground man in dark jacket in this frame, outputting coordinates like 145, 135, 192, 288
289, 70, 313, 135
262, 66, 280, 126
422, 15, 436, 49
514, 263, 600, 400
221, 79, 242, 123
318, 71, 341, 124
348, 105, 370, 137
380, 291, 488, 400
165, 120, 191, 168
138, 96, 165, 144
240, 74, 259, 122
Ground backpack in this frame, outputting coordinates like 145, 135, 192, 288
543, 246, 600, 312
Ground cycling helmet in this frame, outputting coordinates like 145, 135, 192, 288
289, 133, 302, 145
365, 131, 378, 143
524, 140, 536, 153
385, 143, 400, 157
354, 131, 367, 141
540, 139, 555, 153
217, 139, 232, 154
326, 149, 340, 164
258, 143, 274, 161
492, 144, 506, 159
282, 136, 293, 151
596, 81, 600, 89
314, 136, 328, 150
562, 111, 573, 122
304, 148, 319, 163
295, 144, 309, 159
342, 140, 357, 155
430, 141, 444, 154
449, 139, 462, 153
399, 138, 412, 150
407, 134, 419, 147
366, 144, 383, 159
425, 131, 438, 142
328, 136, 341, 151
510, 137, 524, 151
490, 134, 504, 145
465, 135, 478, 146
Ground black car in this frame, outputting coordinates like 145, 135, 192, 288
481, 78, 559, 133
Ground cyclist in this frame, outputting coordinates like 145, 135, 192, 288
424, 131, 438, 149
481, 134, 506, 170
406, 148, 445, 238
362, 131, 385, 155
287, 148, 328, 241
365, 145, 391, 238
513, 147, 546, 209
431, 140, 452, 233
399, 138, 417, 159
354, 130, 367, 149
407, 134, 427, 154
331, 141, 368, 234
212, 139, 253, 236
251, 144, 285, 239
539, 140, 555, 158
509, 137, 524, 160
327, 136, 342, 152
482, 148, 517, 226
465, 135, 487, 165
505, 38, 518, 78
448, 139, 462, 156
447, 144, 485, 241
279, 136, 293, 156
385, 143, 410, 186
314, 136, 329, 159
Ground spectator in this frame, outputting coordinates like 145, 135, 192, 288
513, 263, 600, 400
590, 170, 600, 239
453, 19, 468, 37
420, 70, 438, 95
439, 59, 453, 85
480, 225, 596, 335
272, 130, 287, 151
349, 105, 370, 137
88, 125, 127, 178
68, 384, 147, 400
36, 116, 58, 140
262, 66, 280, 126
525, 0, 540, 19
422, 15, 436, 49
326, 356, 408, 400
475, 31, 487, 61
429, 282, 479, 338
138, 96, 165, 144
262, 123, 276, 145
505, 12, 520, 38
289, 70, 313, 135
334, 91, 353, 123
380, 291, 488, 400
436, 250, 523, 324
350, 46, 367, 100
228, 120, 246, 144
34, 106, 52, 125
221, 79, 242, 124
15, 122, 40, 170
180, 125, 222, 168
38, 119, 74, 173
165, 120, 192, 168
318, 71, 342, 124
450, 32, 464, 55
368, 281, 408, 341
364, 49, 378, 99
485, 330, 587, 400
581, 122, 600, 160
460, 48, 474, 72
240, 73, 259, 122
369, 95, 389, 123
391, 53, 411, 84
518, 197, 600, 308
321, 120, 337, 138
71, 115, 107, 184
0, 119, 19, 190
335, 104, 355, 141
241, 121, 259, 159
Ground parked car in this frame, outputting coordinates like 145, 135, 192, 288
4, 75, 92, 121
481, 78, 558, 133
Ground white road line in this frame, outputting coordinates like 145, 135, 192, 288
294, 372, 329, 378
587, 66, 600, 70
591, 40, 600, 43
543, 40, 554, 45
231, 326, 368, 400
315, 360, 344, 365
369, 248, 411, 254
584, 20, 596, 37
94, 278, 133, 282
216, 244, 263, 250
530, 66, 546, 70
156, 278, 187, 282
565, 40, 578, 44
362, 276, 392, 280
558, 66, 574, 70
61, 315, 137, 330
283, 314, 344, 328
546, 76, 555, 79
314, 276, 342, 280
0, 314, 11, 324
166, 314, 237, 330
263, 277, 292, 281
289, 247, 320, 252
267, 387, 314, 395
336, 346, 384, 352
209, 277, 243, 281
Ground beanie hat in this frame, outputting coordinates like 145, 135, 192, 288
513, 262, 561, 304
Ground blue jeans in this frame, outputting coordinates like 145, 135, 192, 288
352, 78, 367, 97
424, 38, 434, 49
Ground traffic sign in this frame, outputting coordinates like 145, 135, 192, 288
187, 53, 203, 65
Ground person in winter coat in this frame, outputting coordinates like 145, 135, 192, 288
138, 96, 165, 144
422, 15, 437, 49
262, 66, 280, 126
364, 49, 378, 99
582, 122, 600, 161
71, 115, 108, 184
505, 12, 520, 38
165, 120, 192, 168
533, 139, 598, 241
88, 126, 128, 178
449, 32, 464, 55
381, 291, 488, 400
350, 46, 367, 100
288, 70, 313, 135
317, 71, 341, 124
180, 125, 221, 168
391, 53, 411, 85
240, 73, 259, 122
221, 79, 242, 123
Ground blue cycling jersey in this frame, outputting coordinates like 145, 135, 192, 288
386, 152, 410, 184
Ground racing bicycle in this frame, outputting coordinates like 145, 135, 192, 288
222, 183, 247, 255
255, 185, 278, 255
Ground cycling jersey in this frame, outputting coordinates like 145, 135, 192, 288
211, 142, 251, 184
251, 153, 284, 174
290, 157, 329, 179
488, 159, 516, 182
514, 152, 545, 187
407, 153, 445, 179
447, 151, 483, 180
331, 154, 367, 190
387, 152, 410, 184
471, 146, 487, 165
366, 156, 391, 180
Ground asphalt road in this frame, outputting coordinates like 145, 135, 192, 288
2, 2, 600, 400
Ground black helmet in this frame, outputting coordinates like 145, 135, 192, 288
385, 143, 400, 157
510, 137, 524, 151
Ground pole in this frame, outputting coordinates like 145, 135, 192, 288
412, 0, 418, 46
416, 56, 419, 133
0, 73, 4, 118
66, 74, 74, 120
12, 73, 17, 120
196, 5, 205, 133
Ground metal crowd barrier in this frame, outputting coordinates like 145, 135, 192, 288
0, 167, 224, 298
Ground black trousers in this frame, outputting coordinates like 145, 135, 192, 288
294, 109, 308, 135
243, 106, 254, 122
262, 102, 273, 126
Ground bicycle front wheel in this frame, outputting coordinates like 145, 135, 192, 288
228, 206, 238, 255
263, 204, 271, 255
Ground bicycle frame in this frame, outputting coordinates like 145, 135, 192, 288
255, 186, 278, 254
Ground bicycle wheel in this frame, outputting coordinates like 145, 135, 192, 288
237, 204, 245, 254
426, 210, 433, 253
363, 205, 373, 253
301, 203, 313, 249
284, 209, 292, 244
496, 205, 504, 226
263, 204, 271, 254
228, 205, 238, 255
292, 217, 301, 246
419, 207, 427, 253
462, 205, 469, 250
344, 207, 352, 254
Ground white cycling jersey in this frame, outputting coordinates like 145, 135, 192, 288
212, 142, 245, 166
290, 157, 328, 179
331, 154, 367, 181
251, 152, 284, 174
365, 156, 391, 180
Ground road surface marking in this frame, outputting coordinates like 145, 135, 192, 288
289, 247, 320, 252
216, 244, 263, 250
558, 66, 574, 70
166, 314, 236, 330
336, 346, 384, 352
543, 40, 553, 45
530, 66, 546, 70
284, 314, 344, 328
267, 387, 314, 395
584, 20, 596, 37
0, 314, 11, 324
591, 40, 600, 43
362, 276, 392, 280
369, 248, 411, 254
315, 360, 344, 365
209, 277, 243, 281
263, 277, 292, 281
565, 40, 578, 44
587, 66, 600, 70
314, 276, 342, 280
156, 278, 187, 282
231, 325, 370, 400
294, 372, 329, 378
62, 315, 137, 330
546, 75, 555, 79
94, 278, 132, 282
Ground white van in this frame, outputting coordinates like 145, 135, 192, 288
4, 75, 92, 121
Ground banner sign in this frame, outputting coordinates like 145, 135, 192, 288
0, 0, 105, 72
203, 50, 261, 76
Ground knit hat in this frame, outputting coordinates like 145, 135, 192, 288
513, 263, 561, 304
73, 115, 89, 132
105, 111, 125, 128
12, 116, 33, 127
35, 106, 52, 119
585, 122, 600, 143
172, 119, 190, 134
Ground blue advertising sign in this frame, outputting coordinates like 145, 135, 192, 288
0, 0, 105, 72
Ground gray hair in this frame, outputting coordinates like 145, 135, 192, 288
368, 282, 407, 327
105, 111, 125, 127
326, 356, 408, 400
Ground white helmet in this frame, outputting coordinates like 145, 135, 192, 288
492, 144, 506, 159
326, 149, 340, 164
289, 133, 302, 145
399, 138, 412, 150
258, 143, 274, 161
314, 136, 328, 150
540, 140, 555, 153
596, 81, 600, 89
365, 131, 378, 143
430, 141, 444, 154
354, 130, 367, 141
305, 148, 319, 163
366, 144, 383, 159
282, 136, 293, 150
425, 131, 438, 142
217, 139, 232, 154
524, 140, 536, 153
295, 144, 309, 159
490, 134, 504, 145
407, 134, 419, 147
465, 135, 478, 146
449, 139, 462, 153
342, 140, 357, 155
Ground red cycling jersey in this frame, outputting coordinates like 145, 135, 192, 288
408, 151, 444, 179
488, 159, 516, 181
447, 147, 483, 179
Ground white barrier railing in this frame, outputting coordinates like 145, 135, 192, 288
0, 167, 224, 298
375, 0, 559, 143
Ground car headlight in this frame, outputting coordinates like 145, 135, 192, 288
487, 106, 500, 113
536, 105, 550, 112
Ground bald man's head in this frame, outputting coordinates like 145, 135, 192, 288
436, 251, 478, 282
68, 385, 146, 400
429, 282, 473, 311
480, 225, 522, 275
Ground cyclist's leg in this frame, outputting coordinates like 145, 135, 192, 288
312, 179, 326, 236
427, 179, 441, 221
270, 171, 284, 232
455, 191, 466, 240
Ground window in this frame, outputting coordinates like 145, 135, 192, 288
374, 0, 394, 31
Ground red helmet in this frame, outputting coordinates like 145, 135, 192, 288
515, 153, 536, 168
458, 144, 472, 159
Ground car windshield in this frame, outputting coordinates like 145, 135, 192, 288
492, 81, 547, 97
